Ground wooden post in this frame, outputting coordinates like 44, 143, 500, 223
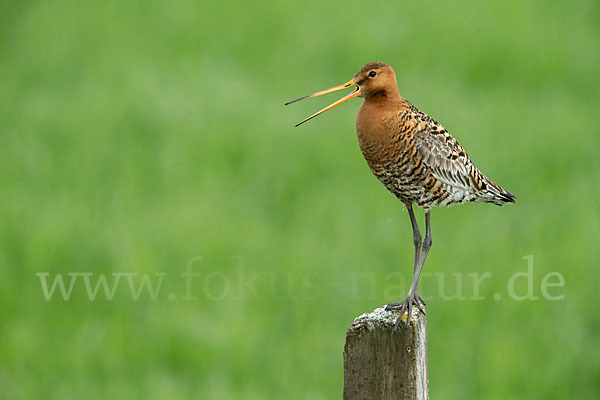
343, 306, 428, 400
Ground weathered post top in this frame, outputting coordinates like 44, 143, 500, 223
343, 306, 429, 400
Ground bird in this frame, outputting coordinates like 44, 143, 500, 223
285, 62, 515, 331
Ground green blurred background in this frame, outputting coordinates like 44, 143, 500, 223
1, 0, 599, 398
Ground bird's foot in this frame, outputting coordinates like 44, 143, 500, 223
386, 290, 426, 310
412, 289, 426, 307
385, 292, 426, 333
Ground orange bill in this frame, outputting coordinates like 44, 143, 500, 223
285, 79, 359, 127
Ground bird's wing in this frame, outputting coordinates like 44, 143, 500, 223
410, 107, 492, 193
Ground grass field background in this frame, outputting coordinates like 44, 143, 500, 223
2, 0, 599, 398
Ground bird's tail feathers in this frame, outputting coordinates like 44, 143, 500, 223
483, 179, 516, 206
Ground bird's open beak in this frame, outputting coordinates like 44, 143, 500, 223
285, 79, 359, 127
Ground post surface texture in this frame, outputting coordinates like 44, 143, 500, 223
343, 306, 428, 400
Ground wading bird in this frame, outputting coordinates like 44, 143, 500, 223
286, 62, 515, 331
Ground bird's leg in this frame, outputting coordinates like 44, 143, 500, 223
408, 205, 426, 307
386, 205, 424, 311
417, 208, 432, 278
405, 208, 431, 316
388, 208, 432, 332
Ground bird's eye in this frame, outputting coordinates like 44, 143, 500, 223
368, 71, 376, 77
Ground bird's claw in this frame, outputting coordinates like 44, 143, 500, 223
386, 293, 426, 334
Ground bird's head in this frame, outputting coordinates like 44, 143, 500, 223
353, 62, 398, 100
285, 62, 398, 126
